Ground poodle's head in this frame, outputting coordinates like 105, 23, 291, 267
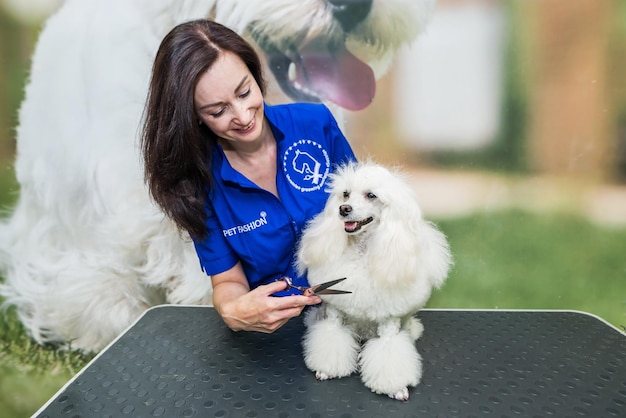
328, 161, 421, 239
334, 165, 387, 236
298, 161, 451, 290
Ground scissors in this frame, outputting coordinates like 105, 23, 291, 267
281, 276, 352, 296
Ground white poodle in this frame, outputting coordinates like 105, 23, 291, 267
296, 161, 452, 401
0, 0, 435, 352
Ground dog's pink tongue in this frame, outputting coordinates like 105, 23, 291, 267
299, 43, 376, 111
344, 221, 359, 232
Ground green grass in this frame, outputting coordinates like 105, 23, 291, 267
0, 306, 94, 417
0, 166, 625, 416
0, 163, 18, 208
429, 211, 626, 330
0, 162, 95, 416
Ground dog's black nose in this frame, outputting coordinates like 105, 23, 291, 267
327, 0, 372, 32
339, 204, 353, 217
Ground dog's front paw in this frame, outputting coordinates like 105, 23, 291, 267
315, 371, 333, 381
359, 329, 422, 400
303, 314, 359, 380
389, 387, 410, 401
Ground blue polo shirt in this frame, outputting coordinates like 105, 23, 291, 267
192, 102, 356, 295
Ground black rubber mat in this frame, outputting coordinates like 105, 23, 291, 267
35, 307, 626, 417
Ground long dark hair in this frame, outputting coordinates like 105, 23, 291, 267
141, 19, 266, 239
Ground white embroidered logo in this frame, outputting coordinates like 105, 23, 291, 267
283, 139, 330, 192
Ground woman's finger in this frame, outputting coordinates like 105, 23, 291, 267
256, 279, 288, 295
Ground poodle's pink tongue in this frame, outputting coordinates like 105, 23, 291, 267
298, 42, 376, 111
344, 221, 359, 232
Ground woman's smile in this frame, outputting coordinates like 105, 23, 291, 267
235, 117, 256, 134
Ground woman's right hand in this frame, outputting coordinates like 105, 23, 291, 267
211, 262, 322, 333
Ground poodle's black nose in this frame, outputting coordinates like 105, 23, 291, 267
339, 204, 353, 217
327, 0, 372, 32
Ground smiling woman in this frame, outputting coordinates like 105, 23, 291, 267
141, 19, 359, 334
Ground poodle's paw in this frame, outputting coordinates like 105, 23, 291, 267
303, 315, 359, 380
359, 330, 422, 399
304, 354, 357, 380
389, 387, 410, 401
315, 371, 333, 381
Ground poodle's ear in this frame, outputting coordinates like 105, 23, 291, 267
415, 221, 452, 289
368, 192, 423, 286
295, 196, 348, 275
370, 214, 452, 288
368, 173, 452, 288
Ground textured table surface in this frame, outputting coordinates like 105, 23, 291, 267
35, 307, 626, 417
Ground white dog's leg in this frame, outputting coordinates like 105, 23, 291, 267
359, 318, 422, 401
403, 315, 424, 341
302, 305, 359, 380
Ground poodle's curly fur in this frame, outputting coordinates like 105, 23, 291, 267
296, 161, 452, 400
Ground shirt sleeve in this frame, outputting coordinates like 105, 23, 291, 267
192, 202, 239, 276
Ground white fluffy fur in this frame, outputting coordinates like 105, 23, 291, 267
0, 0, 434, 352
297, 161, 452, 400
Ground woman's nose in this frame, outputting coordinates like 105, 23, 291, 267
231, 102, 249, 125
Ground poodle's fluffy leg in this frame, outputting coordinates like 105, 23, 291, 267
403, 315, 424, 341
359, 318, 422, 401
302, 305, 359, 380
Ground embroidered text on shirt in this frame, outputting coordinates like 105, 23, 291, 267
223, 212, 268, 237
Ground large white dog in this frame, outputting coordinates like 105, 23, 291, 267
0, 0, 435, 352
296, 161, 451, 400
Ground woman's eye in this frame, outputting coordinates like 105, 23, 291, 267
240, 88, 251, 98
211, 108, 225, 117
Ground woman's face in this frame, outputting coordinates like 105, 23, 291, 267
194, 51, 265, 146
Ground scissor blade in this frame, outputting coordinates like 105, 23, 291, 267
315, 289, 352, 295
310, 277, 348, 294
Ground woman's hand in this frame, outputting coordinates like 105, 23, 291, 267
211, 262, 321, 333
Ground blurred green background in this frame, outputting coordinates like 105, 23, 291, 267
1, 0, 625, 416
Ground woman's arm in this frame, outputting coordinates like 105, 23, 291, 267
211, 262, 321, 332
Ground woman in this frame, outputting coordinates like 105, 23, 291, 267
141, 19, 356, 333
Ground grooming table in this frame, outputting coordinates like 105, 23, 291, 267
35, 307, 626, 417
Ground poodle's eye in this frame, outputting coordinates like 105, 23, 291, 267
342, 191, 350, 199
366, 192, 377, 200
